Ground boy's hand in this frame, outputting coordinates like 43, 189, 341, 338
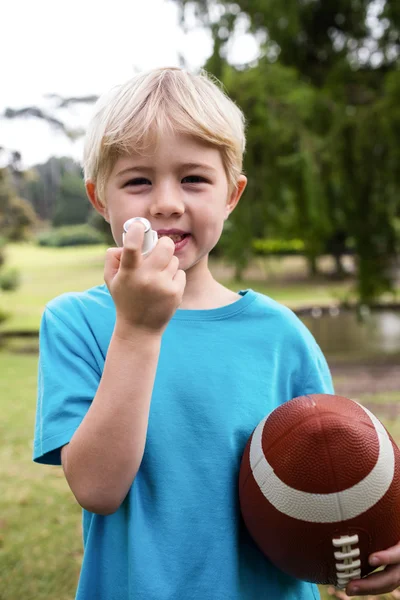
326, 541, 400, 597
104, 221, 186, 334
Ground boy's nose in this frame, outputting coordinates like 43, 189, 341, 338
149, 190, 185, 218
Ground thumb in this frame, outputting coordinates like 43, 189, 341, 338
104, 247, 123, 290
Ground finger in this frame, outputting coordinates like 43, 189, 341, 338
370, 542, 400, 567
104, 247, 123, 288
120, 222, 145, 270
146, 236, 176, 270
326, 587, 350, 599
172, 268, 186, 290
346, 564, 400, 596
163, 255, 180, 277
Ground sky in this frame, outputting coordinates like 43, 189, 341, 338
1, 0, 259, 168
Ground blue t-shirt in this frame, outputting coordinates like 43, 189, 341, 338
33, 286, 334, 600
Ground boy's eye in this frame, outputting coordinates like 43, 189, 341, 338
124, 178, 151, 186
182, 175, 207, 184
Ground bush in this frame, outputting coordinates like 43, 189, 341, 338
37, 224, 105, 247
88, 210, 115, 246
0, 236, 6, 268
0, 268, 20, 291
252, 238, 305, 256
0, 307, 10, 327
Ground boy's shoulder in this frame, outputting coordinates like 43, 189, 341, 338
250, 289, 322, 356
251, 290, 311, 332
45, 284, 113, 327
250, 290, 332, 392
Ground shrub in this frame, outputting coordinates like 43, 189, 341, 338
37, 224, 104, 247
0, 236, 7, 268
0, 268, 20, 291
0, 307, 10, 327
252, 238, 305, 256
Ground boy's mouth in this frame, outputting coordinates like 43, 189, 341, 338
157, 232, 190, 243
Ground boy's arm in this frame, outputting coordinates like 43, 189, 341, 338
61, 222, 185, 516
61, 324, 161, 516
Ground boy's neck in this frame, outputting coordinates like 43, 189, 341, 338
179, 270, 240, 310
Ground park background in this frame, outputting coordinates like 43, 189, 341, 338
1, 0, 400, 599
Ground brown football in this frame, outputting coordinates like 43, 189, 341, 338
239, 394, 400, 587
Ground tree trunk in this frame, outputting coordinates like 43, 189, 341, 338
333, 253, 346, 278
307, 255, 319, 277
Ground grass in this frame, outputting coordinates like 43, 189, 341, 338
0, 351, 82, 600
358, 391, 400, 405
0, 244, 108, 332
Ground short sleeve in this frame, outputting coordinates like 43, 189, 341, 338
294, 336, 335, 398
33, 305, 101, 465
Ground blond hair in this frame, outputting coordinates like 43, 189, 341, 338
82, 67, 246, 203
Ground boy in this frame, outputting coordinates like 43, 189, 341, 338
33, 67, 400, 599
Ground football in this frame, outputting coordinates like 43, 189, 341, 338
239, 394, 400, 588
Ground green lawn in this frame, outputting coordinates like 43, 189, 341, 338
0, 244, 108, 332
0, 351, 82, 600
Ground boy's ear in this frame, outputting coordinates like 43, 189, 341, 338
225, 175, 247, 220
86, 181, 110, 222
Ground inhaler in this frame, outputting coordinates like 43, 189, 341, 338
122, 218, 158, 257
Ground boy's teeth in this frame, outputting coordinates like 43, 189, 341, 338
159, 234, 185, 242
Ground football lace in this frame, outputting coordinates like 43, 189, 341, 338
332, 534, 362, 589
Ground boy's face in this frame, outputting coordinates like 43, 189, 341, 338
87, 132, 247, 278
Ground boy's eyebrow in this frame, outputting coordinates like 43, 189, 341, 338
116, 163, 217, 177
179, 163, 217, 175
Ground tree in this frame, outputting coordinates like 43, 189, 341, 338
2, 96, 102, 233
0, 95, 98, 327
20, 156, 90, 225
52, 170, 91, 227
0, 159, 37, 326
174, 0, 400, 302
0, 153, 37, 241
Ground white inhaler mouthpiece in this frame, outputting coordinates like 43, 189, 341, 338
122, 217, 158, 257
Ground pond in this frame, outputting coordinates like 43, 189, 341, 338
300, 308, 400, 362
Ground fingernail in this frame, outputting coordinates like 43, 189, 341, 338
370, 556, 380, 566
348, 586, 359, 595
